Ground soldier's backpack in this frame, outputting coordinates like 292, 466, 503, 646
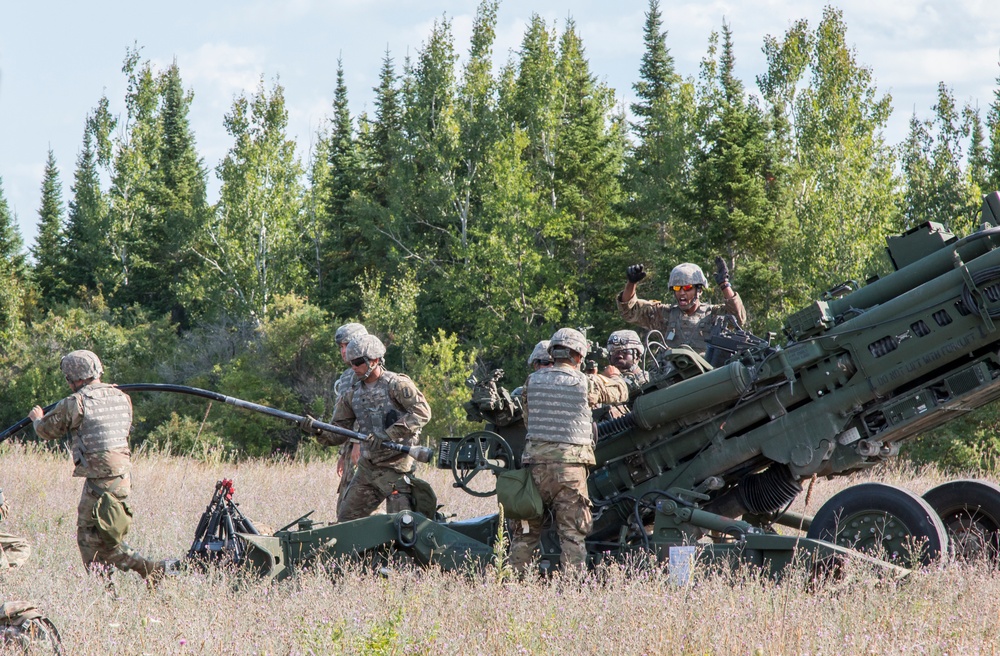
0, 601, 63, 655
495, 467, 543, 520
407, 475, 439, 519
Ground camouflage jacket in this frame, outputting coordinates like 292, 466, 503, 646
32, 382, 132, 478
616, 291, 747, 355
330, 370, 432, 472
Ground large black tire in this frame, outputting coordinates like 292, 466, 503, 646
807, 482, 948, 565
923, 479, 1000, 561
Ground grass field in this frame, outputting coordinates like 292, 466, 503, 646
2, 441, 1000, 655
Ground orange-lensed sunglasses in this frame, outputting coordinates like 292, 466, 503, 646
671, 284, 695, 292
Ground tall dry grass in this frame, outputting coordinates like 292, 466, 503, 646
1, 442, 1000, 655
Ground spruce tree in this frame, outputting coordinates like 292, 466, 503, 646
64, 116, 109, 296
316, 58, 362, 309
0, 175, 27, 277
0, 177, 27, 339
552, 18, 627, 318
625, 0, 696, 260
32, 149, 70, 305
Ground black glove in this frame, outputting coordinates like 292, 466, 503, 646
714, 257, 730, 286
626, 264, 647, 284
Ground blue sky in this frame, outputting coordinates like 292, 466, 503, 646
2, 1, 998, 249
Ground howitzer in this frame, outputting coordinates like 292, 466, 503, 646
432, 191, 1000, 573
196, 192, 1000, 580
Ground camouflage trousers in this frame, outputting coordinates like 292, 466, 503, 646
337, 460, 413, 522
336, 443, 360, 516
509, 463, 592, 573
77, 474, 158, 578
0, 533, 30, 569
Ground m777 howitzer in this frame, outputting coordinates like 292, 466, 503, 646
168, 189, 1000, 579
249, 189, 1000, 577
13, 196, 1000, 581
441, 190, 1000, 575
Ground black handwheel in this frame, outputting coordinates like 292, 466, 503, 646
923, 479, 1000, 561
450, 430, 515, 497
806, 482, 948, 565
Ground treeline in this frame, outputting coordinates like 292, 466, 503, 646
2, 1, 1000, 465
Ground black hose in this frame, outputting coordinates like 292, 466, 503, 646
0, 383, 422, 459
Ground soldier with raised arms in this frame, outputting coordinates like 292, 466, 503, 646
617, 258, 747, 355
27, 350, 169, 583
510, 328, 628, 574
317, 334, 432, 522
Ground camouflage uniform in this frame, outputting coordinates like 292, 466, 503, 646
509, 363, 627, 572
327, 371, 432, 522
620, 364, 649, 390
616, 292, 747, 355
0, 497, 30, 569
333, 366, 359, 514
32, 383, 160, 577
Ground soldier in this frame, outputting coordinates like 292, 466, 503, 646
511, 340, 552, 407
332, 322, 368, 514
28, 350, 169, 582
510, 328, 628, 574
0, 490, 30, 570
617, 258, 747, 355
604, 329, 649, 393
527, 340, 553, 371
315, 335, 432, 522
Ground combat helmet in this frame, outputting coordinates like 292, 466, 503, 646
60, 350, 103, 382
335, 322, 368, 346
668, 263, 708, 288
527, 340, 552, 366
548, 328, 589, 359
346, 334, 386, 381
607, 329, 644, 356
346, 334, 386, 362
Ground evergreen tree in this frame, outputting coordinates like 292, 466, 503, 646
315, 58, 362, 309
399, 16, 461, 272
454, 0, 501, 258
0, 177, 27, 339
507, 15, 561, 208
32, 149, 70, 305
625, 0, 697, 259
0, 175, 27, 277
64, 109, 113, 297
145, 60, 210, 325
302, 122, 331, 305
106, 51, 208, 325
686, 22, 777, 327
106, 49, 161, 305
552, 18, 627, 318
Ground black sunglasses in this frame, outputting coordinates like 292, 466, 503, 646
350, 357, 367, 367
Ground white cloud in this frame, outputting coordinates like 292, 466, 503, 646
179, 43, 268, 101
